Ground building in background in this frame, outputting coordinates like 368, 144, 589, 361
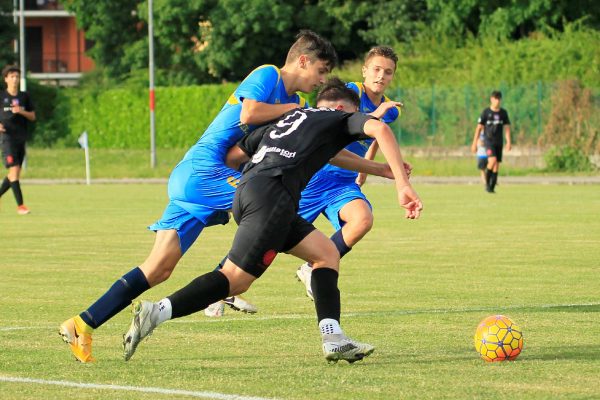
21, 0, 94, 85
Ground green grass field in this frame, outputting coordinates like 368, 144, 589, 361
1, 183, 599, 399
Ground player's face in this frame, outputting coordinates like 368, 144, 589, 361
490, 96, 501, 109
299, 56, 330, 93
362, 56, 395, 95
4, 71, 20, 91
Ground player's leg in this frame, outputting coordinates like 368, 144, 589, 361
489, 145, 503, 192
3, 142, 29, 213
122, 176, 289, 360
288, 229, 375, 363
297, 187, 372, 300
485, 154, 498, 193
59, 229, 183, 363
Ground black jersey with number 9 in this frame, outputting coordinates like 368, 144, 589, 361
237, 107, 374, 205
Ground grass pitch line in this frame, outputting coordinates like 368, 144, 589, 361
0, 376, 279, 400
170, 301, 600, 324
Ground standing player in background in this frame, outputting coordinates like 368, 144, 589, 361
295, 46, 404, 299
121, 78, 423, 364
59, 30, 338, 363
471, 90, 511, 193
0, 65, 36, 215
476, 132, 488, 184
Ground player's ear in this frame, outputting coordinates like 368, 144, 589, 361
362, 65, 367, 78
299, 54, 309, 69
335, 104, 344, 111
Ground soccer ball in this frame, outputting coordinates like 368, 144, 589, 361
474, 315, 523, 362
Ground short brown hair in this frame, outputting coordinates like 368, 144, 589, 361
285, 30, 338, 69
491, 90, 502, 99
364, 46, 398, 70
316, 77, 360, 108
2, 65, 20, 78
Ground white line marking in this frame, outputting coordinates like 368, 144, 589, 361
0, 376, 279, 400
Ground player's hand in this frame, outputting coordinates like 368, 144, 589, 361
470, 144, 477, 154
11, 105, 22, 114
0, 123, 5, 133
371, 101, 403, 118
506, 143, 512, 152
355, 172, 368, 186
397, 185, 423, 219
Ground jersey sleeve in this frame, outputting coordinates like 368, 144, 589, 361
346, 112, 376, 138
502, 109, 511, 125
381, 95, 400, 123
234, 65, 280, 103
477, 109, 487, 125
237, 126, 267, 156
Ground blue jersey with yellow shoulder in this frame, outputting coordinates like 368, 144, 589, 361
318, 81, 400, 180
182, 64, 307, 166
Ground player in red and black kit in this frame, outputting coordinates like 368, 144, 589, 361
0, 65, 36, 214
471, 90, 511, 193
122, 77, 423, 364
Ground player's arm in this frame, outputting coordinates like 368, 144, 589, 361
369, 101, 403, 119
471, 124, 484, 153
225, 145, 250, 171
13, 107, 36, 122
240, 99, 299, 125
362, 118, 423, 219
329, 149, 393, 179
504, 124, 512, 151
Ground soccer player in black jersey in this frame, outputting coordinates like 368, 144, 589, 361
471, 90, 511, 193
0, 65, 36, 214
123, 77, 423, 364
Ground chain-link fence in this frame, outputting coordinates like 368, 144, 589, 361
388, 82, 600, 148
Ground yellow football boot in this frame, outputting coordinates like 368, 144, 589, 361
59, 316, 95, 363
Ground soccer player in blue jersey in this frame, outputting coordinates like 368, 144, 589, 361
58, 30, 339, 363
295, 46, 405, 299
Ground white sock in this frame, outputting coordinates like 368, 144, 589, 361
319, 318, 343, 336
156, 298, 172, 324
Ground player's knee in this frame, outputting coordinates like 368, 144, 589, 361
313, 246, 340, 269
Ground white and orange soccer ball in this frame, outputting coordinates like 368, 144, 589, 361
474, 315, 524, 362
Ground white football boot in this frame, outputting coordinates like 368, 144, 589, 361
204, 301, 225, 317
295, 262, 314, 301
122, 300, 159, 361
322, 333, 375, 364
224, 296, 258, 314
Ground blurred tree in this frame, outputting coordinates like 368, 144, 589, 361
0, 0, 17, 67
426, 0, 600, 41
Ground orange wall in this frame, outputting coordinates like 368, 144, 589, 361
26, 16, 94, 73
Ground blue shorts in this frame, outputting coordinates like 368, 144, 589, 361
148, 158, 238, 254
298, 173, 372, 231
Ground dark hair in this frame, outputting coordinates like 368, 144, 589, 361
2, 65, 20, 78
316, 77, 360, 108
491, 90, 502, 99
286, 30, 338, 69
365, 46, 398, 70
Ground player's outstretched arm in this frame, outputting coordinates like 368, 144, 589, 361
240, 99, 300, 125
329, 149, 393, 179
363, 119, 423, 219
225, 145, 250, 171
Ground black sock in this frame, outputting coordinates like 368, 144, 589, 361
490, 172, 498, 191
168, 270, 230, 319
330, 229, 351, 258
0, 177, 10, 197
311, 268, 341, 322
485, 169, 493, 190
10, 180, 23, 205
80, 267, 150, 329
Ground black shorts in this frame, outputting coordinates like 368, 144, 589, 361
485, 143, 503, 162
1, 136, 26, 168
228, 175, 315, 278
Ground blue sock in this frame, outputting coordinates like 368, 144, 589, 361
79, 267, 150, 329
330, 229, 351, 258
